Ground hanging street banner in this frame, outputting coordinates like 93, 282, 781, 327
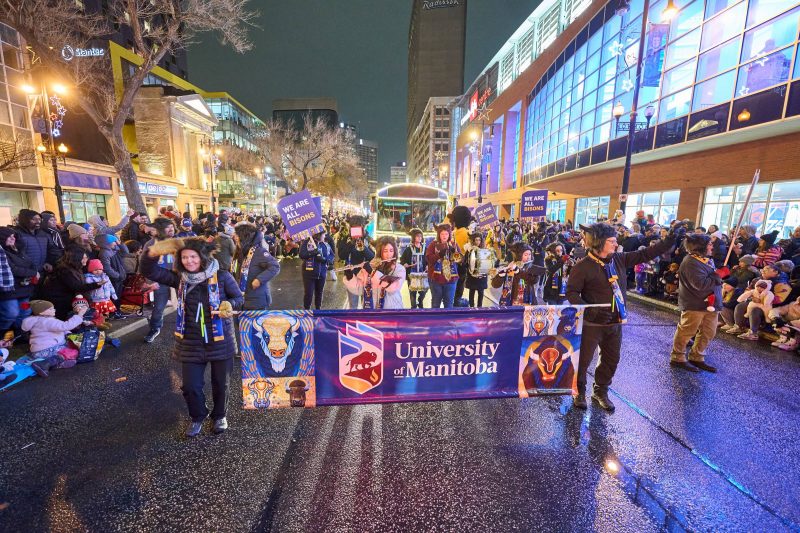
473, 202, 498, 228
277, 189, 325, 241
521, 190, 548, 219
238, 305, 590, 409
643, 23, 670, 87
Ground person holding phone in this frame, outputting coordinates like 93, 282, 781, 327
338, 216, 374, 309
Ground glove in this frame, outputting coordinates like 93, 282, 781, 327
217, 300, 234, 319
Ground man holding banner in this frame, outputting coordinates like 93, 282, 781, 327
567, 222, 681, 412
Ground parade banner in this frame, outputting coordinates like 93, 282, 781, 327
473, 202, 498, 228
239, 305, 589, 410
277, 190, 325, 241
521, 190, 548, 219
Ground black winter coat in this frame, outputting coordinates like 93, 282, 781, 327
141, 254, 243, 363
14, 227, 56, 273
98, 243, 128, 284
41, 264, 103, 319
2, 246, 38, 300
235, 244, 281, 310
299, 238, 334, 279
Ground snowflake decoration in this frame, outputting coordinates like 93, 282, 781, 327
622, 79, 635, 92
49, 95, 67, 137
738, 86, 750, 97
212, 153, 222, 172
608, 41, 624, 57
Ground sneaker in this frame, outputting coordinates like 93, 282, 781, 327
719, 324, 735, 332
185, 421, 203, 438
144, 328, 161, 343
112, 311, 128, 320
771, 335, 788, 347
778, 338, 799, 351
726, 326, 745, 335
212, 417, 228, 434
591, 391, 616, 412
572, 393, 587, 409
31, 362, 49, 377
737, 331, 759, 341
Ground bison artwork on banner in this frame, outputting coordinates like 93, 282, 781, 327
239, 310, 316, 409
518, 305, 583, 396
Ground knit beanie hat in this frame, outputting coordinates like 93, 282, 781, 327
72, 294, 89, 311
0, 226, 17, 244
87, 259, 103, 272
722, 277, 738, 288
761, 230, 779, 246
68, 224, 88, 240
95, 234, 118, 246
738, 255, 756, 266
773, 259, 794, 274
29, 300, 54, 316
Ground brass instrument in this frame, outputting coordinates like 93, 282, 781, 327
452, 251, 463, 263
442, 257, 452, 281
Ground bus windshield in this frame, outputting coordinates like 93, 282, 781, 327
376, 199, 444, 233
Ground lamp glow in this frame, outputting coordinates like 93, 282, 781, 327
662, 0, 678, 21
737, 108, 751, 122
612, 101, 625, 119
51, 83, 68, 95
57, 143, 69, 154
36, 144, 47, 153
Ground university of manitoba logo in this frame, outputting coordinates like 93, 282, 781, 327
338, 322, 383, 394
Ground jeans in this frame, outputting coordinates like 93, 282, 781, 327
430, 281, 456, 308
181, 358, 233, 422
409, 290, 426, 309
734, 301, 764, 333
303, 277, 325, 310
577, 324, 622, 395
0, 297, 31, 332
149, 285, 171, 330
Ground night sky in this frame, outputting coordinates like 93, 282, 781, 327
188, 0, 539, 183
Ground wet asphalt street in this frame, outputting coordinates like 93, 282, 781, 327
1, 257, 799, 532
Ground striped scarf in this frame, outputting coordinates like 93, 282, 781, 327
175, 261, 225, 343
235, 247, 256, 292
587, 252, 627, 323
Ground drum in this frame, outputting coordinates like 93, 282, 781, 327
409, 272, 429, 291
469, 248, 495, 277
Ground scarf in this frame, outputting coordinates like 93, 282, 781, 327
175, 259, 225, 343
499, 270, 516, 306
363, 278, 374, 310
410, 245, 424, 273
690, 253, 714, 268
236, 247, 256, 292
587, 252, 627, 323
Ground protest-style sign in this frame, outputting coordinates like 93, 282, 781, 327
473, 202, 498, 228
521, 190, 548, 219
277, 190, 325, 241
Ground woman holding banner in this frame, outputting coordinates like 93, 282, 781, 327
426, 224, 459, 308
299, 230, 334, 310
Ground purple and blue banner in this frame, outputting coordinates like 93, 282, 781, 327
521, 190, 548, 219
473, 202, 498, 228
277, 189, 325, 241
239, 305, 589, 409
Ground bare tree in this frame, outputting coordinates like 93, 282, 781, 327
254, 115, 366, 199
0, 131, 37, 173
0, 0, 257, 212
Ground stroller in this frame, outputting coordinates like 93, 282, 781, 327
120, 273, 156, 316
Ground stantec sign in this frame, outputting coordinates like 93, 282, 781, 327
61, 45, 105, 61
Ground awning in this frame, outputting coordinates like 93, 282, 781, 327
58, 171, 112, 191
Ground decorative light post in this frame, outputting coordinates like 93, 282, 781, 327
615, 0, 677, 214
201, 138, 222, 213
23, 83, 69, 222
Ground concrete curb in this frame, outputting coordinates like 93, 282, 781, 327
626, 291, 680, 314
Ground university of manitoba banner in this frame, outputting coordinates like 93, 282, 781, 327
238, 305, 587, 410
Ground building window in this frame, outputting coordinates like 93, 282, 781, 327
547, 199, 567, 222
574, 196, 610, 225
64, 192, 107, 223
701, 181, 800, 237
623, 190, 680, 226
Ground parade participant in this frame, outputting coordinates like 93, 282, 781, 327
543, 242, 570, 305
426, 224, 459, 308
491, 242, 545, 306
299, 230, 334, 310
670, 234, 722, 373
567, 222, 679, 412
368, 236, 405, 309
142, 217, 176, 343
505, 223, 523, 261
338, 215, 375, 309
400, 228, 428, 309
450, 206, 471, 306
233, 223, 280, 310
141, 237, 242, 437
465, 232, 496, 308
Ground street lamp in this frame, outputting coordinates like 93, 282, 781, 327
200, 138, 222, 213
23, 83, 69, 222
616, 0, 678, 214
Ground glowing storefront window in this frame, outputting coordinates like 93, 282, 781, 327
701, 182, 800, 236
624, 190, 680, 225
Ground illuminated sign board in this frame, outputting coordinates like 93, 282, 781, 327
61, 45, 105, 61
422, 0, 461, 9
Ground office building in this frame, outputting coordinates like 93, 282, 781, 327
452, 0, 800, 233
273, 98, 339, 129
408, 96, 455, 190
407, 0, 467, 146
390, 161, 408, 184
354, 138, 379, 194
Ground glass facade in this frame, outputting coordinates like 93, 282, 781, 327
575, 195, 610, 224
701, 181, 800, 237
518, 0, 800, 185
63, 191, 107, 223
547, 199, 568, 221
623, 190, 681, 225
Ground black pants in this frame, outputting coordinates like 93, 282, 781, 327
454, 264, 467, 303
469, 288, 485, 307
112, 280, 124, 312
181, 358, 233, 422
577, 324, 622, 395
409, 290, 426, 309
303, 277, 325, 310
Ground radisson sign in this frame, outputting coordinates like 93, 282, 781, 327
422, 0, 461, 10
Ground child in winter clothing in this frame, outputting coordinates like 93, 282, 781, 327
735, 279, 774, 340
85, 259, 117, 318
719, 277, 743, 330
21, 300, 85, 376
768, 296, 800, 350
662, 263, 680, 299
634, 246, 648, 293
122, 240, 142, 275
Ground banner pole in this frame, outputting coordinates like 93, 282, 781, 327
723, 169, 760, 268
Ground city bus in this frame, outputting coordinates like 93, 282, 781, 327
370, 184, 450, 246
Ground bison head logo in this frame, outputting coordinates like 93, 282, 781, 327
248, 378, 275, 409
252, 315, 301, 376
285, 378, 311, 407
